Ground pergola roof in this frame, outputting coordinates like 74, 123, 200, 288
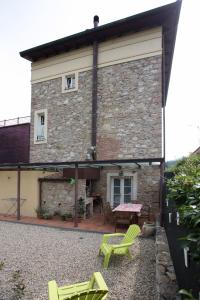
0, 158, 164, 171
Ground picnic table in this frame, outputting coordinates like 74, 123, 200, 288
112, 203, 143, 231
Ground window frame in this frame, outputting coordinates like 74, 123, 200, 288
107, 172, 137, 208
34, 109, 48, 144
62, 72, 78, 93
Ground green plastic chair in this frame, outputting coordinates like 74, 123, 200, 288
98, 224, 141, 268
48, 272, 108, 300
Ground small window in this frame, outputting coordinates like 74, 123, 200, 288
34, 109, 47, 144
62, 72, 78, 93
65, 75, 75, 90
37, 114, 45, 141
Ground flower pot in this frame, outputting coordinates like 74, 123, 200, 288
142, 222, 156, 237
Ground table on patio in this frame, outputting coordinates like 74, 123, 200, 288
112, 203, 143, 231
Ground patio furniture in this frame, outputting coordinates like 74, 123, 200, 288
98, 224, 141, 268
112, 203, 142, 231
48, 272, 108, 300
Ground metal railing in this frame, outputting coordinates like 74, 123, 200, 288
0, 116, 30, 127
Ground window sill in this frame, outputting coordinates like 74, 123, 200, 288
34, 139, 47, 145
61, 87, 78, 93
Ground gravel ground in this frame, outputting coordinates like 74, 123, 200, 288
0, 221, 156, 300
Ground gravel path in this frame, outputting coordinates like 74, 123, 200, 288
0, 221, 156, 300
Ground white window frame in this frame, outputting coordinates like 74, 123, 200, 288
62, 72, 78, 93
34, 109, 48, 144
106, 172, 137, 208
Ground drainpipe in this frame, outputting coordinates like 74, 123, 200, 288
91, 15, 99, 152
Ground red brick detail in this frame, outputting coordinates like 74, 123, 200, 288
97, 136, 122, 160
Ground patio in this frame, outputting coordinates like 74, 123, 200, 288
0, 209, 148, 234
0, 221, 156, 299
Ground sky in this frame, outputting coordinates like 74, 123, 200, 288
0, 0, 199, 160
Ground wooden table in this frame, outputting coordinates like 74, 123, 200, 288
112, 203, 143, 231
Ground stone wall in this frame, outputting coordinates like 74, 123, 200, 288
155, 225, 178, 300
30, 70, 92, 162
97, 55, 162, 159
30, 55, 162, 162
93, 165, 160, 215
41, 177, 86, 215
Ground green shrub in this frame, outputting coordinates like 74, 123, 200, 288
167, 154, 200, 262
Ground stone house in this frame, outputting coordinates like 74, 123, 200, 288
19, 1, 181, 220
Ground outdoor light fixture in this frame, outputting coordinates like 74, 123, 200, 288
118, 168, 124, 177
85, 152, 92, 160
85, 146, 96, 160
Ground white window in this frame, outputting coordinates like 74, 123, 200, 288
62, 72, 78, 93
34, 109, 47, 144
107, 172, 137, 208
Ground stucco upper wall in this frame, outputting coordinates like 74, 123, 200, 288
31, 27, 162, 84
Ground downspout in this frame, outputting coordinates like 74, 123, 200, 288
160, 30, 166, 226
91, 15, 99, 153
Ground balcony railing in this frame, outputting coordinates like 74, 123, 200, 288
0, 116, 30, 127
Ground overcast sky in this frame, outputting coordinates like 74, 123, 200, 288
0, 0, 199, 160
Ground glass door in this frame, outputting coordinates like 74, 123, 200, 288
111, 176, 133, 207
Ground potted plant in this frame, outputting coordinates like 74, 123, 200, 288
61, 212, 73, 221
35, 207, 53, 220
78, 197, 85, 218
142, 204, 156, 237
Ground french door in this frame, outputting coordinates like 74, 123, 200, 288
111, 176, 133, 207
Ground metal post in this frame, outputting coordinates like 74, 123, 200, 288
17, 166, 21, 220
39, 180, 42, 208
159, 161, 164, 226
74, 163, 79, 227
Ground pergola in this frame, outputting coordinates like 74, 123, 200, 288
0, 157, 164, 227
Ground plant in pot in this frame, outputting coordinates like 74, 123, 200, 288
61, 212, 73, 221
78, 197, 85, 218
66, 178, 76, 185
142, 204, 156, 237
35, 207, 53, 220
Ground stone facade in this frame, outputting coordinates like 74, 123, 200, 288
30, 55, 162, 162
97, 56, 162, 159
41, 176, 86, 216
30, 70, 93, 162
30, 54, 162, 214
93, 165, 160, 215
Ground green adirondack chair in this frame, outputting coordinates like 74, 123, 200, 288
98, 224, 141, 268
48, 272, 108, 300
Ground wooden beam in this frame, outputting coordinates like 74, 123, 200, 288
74, 163, 78, 227
17, 167, 21, 220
